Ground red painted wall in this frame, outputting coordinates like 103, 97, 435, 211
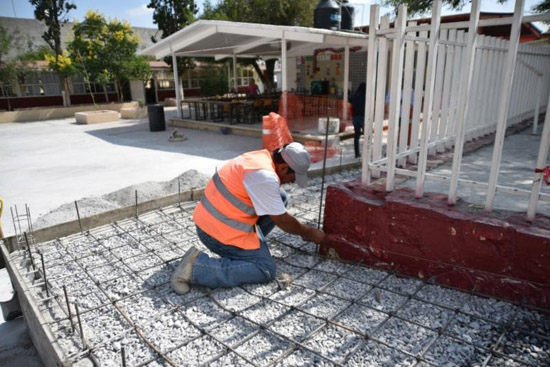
322, 182, 550, 308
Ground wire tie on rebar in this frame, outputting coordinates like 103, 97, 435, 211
75, 201, 83, 233
63, 285, 76, 332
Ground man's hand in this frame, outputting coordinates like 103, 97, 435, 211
270, 212, 326, 244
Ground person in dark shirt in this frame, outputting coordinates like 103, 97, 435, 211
349, 83, 366, 158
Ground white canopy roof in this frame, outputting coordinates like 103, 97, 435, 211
138, 20, 369, 60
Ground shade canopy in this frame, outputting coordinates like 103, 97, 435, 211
138, 20, 368, 60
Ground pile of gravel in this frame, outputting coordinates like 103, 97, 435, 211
33, 170, 210, 230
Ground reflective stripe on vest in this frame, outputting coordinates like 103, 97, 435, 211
212, 172, 255, 216
200, 194, 255, 233
193, 149, 276, 249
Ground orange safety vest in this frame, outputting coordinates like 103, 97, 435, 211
193, 149, 279, 250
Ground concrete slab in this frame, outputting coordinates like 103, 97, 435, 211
396, 126, 550, 216
0, 110, 360, 238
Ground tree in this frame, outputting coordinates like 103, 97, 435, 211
68, 11, 151, 103
147, 0, 199, 76
29, 0, 76, 106
382, 0, 550, 18
200, 0, 318, 89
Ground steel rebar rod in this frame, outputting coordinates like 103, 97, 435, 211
63, 285, 75, 332
75, 201, 83, 233
40, 253, 49, 297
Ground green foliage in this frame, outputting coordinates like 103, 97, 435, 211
382, 0, 548, 18
533, 0, 550, 26
29, 0, 76, 54
148, 0, 198, 39
68, 10, 152, 101
199, 66, 229, 96
199, 0, 317, 87
200, 0, 317, 26
147, 0, 199, 75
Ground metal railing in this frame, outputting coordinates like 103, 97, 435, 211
361, 0, 550, 222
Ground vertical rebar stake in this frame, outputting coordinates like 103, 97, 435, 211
75, 303, 85, 344
25, 204, 33, 233
14, 205, 23, 235
40, 253, 49, 297
74, 201, 83, 233
24, 232, 35, 270
178, 180, 181, 206
63, 285, 75, 332
191, 187, 194, 201
135, 190, 138, 218
121, 346, 127, 367
10, 207, 17, 236
318, 113, 331, 229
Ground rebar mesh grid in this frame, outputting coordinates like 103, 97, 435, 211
8, 171, 550, 367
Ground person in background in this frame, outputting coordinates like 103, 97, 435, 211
248, 79, 259, 96
170, 143, 325, 294
349, 83, 366, 159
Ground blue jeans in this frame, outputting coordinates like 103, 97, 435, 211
191, 188, 288, 289
352, 116, 364, 157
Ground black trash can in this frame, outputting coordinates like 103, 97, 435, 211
147, 104, 166, 132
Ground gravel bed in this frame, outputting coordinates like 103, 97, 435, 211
422, 336, 488, 366
270, 310, 325, 342
234, 330, 292, 366
334, 303, 388, 335
9, 169, 550, 366
139, 309, 201, 351
373, 317, 438, 356
303, 324, 363, 363
166, 335, 225, 366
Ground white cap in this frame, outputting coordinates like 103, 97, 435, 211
280, 142, 310, 188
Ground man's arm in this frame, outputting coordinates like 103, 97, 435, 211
270, 212, 325, 244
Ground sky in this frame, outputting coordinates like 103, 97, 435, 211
0, 0, 547, 32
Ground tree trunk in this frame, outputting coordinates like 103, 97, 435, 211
62, 75, 71, 107
103, 84, 109, 103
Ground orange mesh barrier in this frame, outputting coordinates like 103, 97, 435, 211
278, 92, 352, 132
262, 112, 293, 151
304, 141, 342, 163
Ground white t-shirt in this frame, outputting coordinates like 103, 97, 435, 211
243, 169, 286, 216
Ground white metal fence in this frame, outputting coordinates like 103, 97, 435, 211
361, 0, 550, 221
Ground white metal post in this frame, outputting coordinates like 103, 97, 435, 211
415, 0, 442, 197
232, 55, 238, 93
386, 4, 407, 192
446, 0, 481, 205
532, 72, 543, 134
428, 29, 447, 156
171, 47, 182, 119
408, 28, 428, 163
398, 21, 416, 166
281, 31, 288, 117
362, 4, 380, 185
373, 16, 390, 178
343, 44, 350, 121
437, 29, 454, 152
527, 90, 550, 221
484, 0, 525, 212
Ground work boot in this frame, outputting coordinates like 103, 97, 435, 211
171, 246, 199, 295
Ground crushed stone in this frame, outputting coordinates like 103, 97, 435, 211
33, 169, 209, 230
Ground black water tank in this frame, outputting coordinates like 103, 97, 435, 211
147, 104, 166, 132
314, 0, 341, 31
340, 0, 355, 30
